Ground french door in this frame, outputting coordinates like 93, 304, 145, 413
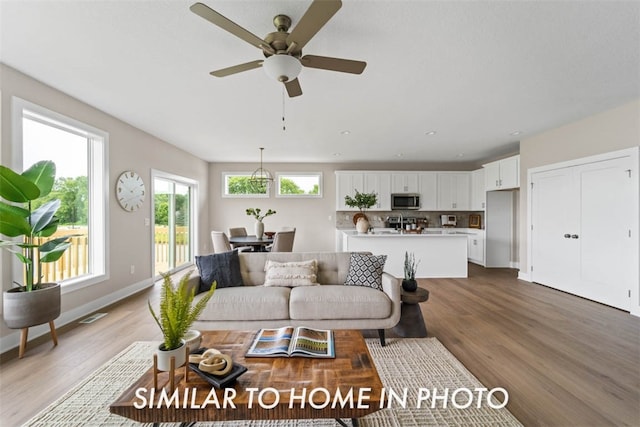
531, 155, 635, 310
153, 174, 195, 276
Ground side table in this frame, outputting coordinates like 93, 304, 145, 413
392, 287, 430, 338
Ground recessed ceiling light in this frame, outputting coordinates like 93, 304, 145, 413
425, 131, 437, 136
456, 153, 464, 158
332, 152, 342, 157
396, 153, 404, 158
510, 130, 523, 136
340, 130, 351, 135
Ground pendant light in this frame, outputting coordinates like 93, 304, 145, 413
249, 147, 274, 192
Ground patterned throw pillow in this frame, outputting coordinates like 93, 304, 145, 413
263, 259, 319, 287
195, 249, 243, 292
344, 253, 387, 291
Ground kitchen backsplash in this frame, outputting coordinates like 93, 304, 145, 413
336, 211, 485, 229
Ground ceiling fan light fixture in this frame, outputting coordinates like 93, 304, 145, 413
263, 54, 302, 82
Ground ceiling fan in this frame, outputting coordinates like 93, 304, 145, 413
190, 0, 366, 97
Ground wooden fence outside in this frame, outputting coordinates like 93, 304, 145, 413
34, 226, 190, 283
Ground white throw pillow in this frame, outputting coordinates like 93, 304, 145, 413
263, 259, 319, 287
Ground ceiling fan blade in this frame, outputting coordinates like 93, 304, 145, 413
190, 2, 274, 54
210, 60, 264, 77
301, 55, 366, 74
286, 0, 342, 52
284, 78, 303, 97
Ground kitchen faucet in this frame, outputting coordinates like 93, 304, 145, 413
399, 213, 404, 233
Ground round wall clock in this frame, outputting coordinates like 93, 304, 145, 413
116, 171, 145, 212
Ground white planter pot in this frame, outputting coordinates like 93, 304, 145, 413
183, 329, 202, 351
254, 221, 264, 239
356, 216, 370, 233
156, 341, 186, 372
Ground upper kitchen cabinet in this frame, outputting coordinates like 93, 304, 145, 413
437, 172, 471, 210
391, 173, 419, 193
418, 172, 438, 210
364, 172, 391, 210
336, 171, 390, 211
484, 155, 520, 191
471, 168, 486, 210
336, 172, 364, 210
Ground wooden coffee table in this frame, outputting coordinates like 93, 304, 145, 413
110, 330, 384, 426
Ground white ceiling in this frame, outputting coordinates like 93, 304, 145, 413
1, 0, 639, 165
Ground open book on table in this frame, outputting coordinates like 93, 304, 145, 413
246, 326, 335, 358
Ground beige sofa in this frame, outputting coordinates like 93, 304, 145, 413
189, 252, 402, 346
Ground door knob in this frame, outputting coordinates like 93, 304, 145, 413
571, 234, 579, 239
564, 234, 571, 238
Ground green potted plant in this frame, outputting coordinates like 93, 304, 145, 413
246, 207, 276, 239
402, 251, 420, 292
344, 190, 377, 233
148, 270, 216, 371
0, 161, 75, 357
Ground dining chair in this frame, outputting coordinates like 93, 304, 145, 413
267, 229, 296, 252
228, 227, 252, 251
211, 231, 233, 253
228, 227, 247, 237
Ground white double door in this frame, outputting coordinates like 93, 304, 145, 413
531, 155, 636, 310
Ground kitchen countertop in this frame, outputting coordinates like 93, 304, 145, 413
339, 228, 479, 237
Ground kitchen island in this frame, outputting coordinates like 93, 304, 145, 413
339, 229, 468, 278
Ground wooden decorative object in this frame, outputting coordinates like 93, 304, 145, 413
152, 345, 190, 391
469, 214, 481, 229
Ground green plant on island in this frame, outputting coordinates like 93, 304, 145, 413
246, 207, 276, 221
344, 190, 378, 212
148, 271, 216, 351
0, 161, 75, 292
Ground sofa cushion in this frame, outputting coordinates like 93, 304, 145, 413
344, 253, 387, 291
196, 286, 291, 321
289, 285, 391, 320
195, 250, 243, 292
264, 259, 319, 287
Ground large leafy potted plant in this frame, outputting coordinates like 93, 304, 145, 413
0, 161, 74, 354
148, 271, 216, 371
344, 190, 377, 233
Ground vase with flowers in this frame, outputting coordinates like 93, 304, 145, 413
246, 208, 276, 239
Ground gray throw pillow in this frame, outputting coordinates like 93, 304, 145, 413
344, 252, 387, 291
195, 250, 243, 293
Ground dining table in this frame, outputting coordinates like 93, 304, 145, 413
228, 235, 273, 252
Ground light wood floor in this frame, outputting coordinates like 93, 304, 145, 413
1, 264, 638, 426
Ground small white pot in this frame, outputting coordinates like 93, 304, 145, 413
254, 221, 264, 239
156, 341, 186, 372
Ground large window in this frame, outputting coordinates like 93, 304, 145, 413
276, 172, 322, 197
222, 172, 269, 197
14, 98, 108, 289
153, 172, 196, 276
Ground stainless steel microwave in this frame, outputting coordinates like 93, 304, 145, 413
391, 193, 421, 210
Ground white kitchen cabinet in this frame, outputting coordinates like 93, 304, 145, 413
364, 172, 391, 210
471, 168, 486, 210
418, 172, 438, 210
437, 172, 471, 210
391, 173, 419, 193
484, 155, 520, 191
335, 172, 364, 211
467, 230, 485, 265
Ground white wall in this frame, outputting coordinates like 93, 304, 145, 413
0, 65, 210, 345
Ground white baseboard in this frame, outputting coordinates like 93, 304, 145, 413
518, 271, 532, 282
0, 278, 154, 353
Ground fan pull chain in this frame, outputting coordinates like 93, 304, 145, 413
282, 86, 286, 131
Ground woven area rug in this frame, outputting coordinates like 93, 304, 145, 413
24, 338, 522, 426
